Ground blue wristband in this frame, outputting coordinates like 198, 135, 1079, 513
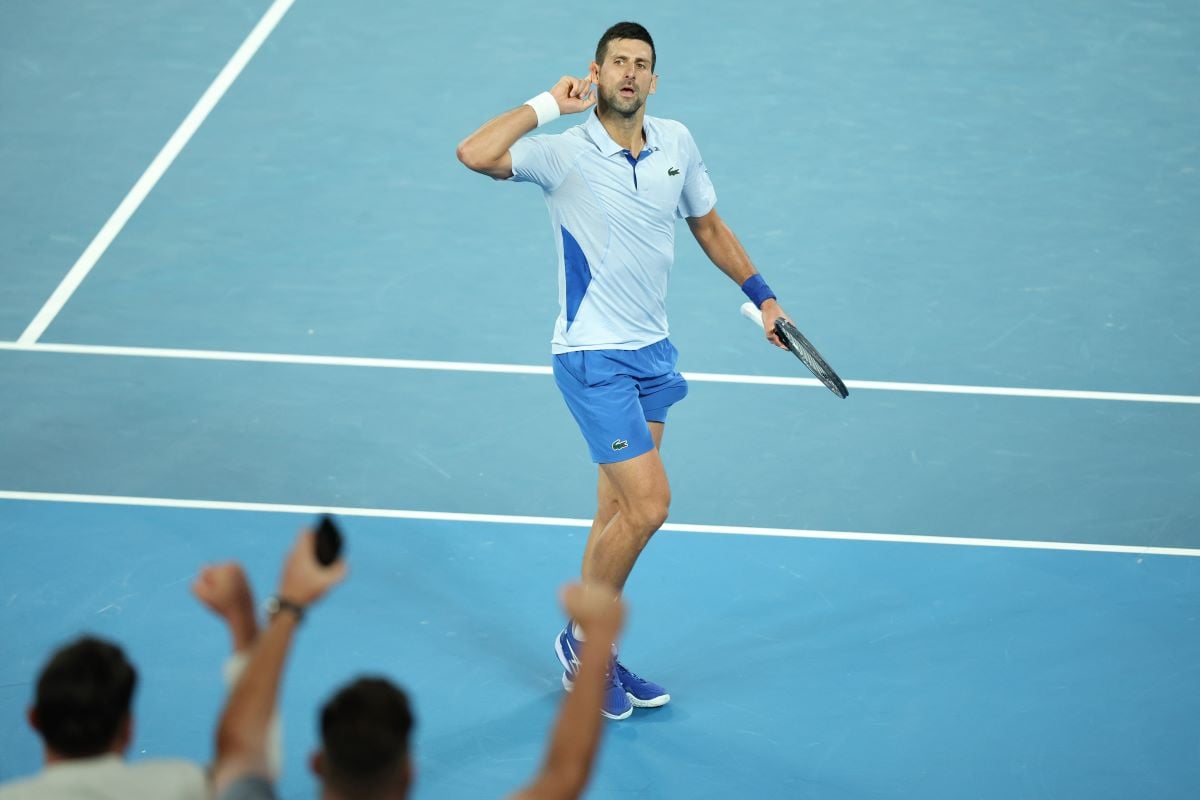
740, 274, 776, 309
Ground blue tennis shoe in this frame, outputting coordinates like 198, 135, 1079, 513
614, 658, 670, 708
555, 625, 632, 720
556, 626, 670, 715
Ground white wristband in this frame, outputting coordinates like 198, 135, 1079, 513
524, 91, 560, 127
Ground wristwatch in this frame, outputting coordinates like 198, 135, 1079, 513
264, 595, 305, 623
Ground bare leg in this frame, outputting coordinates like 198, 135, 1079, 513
581, 423, 664, 581
580, 423, 668, 592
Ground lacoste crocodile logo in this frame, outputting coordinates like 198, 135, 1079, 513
611, 439, 629, 451
667, 167, 680, 176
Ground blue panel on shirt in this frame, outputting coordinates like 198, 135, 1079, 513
561, 226, 591, 329
622, 149, 652, 189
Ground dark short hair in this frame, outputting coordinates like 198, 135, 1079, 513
321, 677, 415, 797
34, 636, 138, 757
596, 21, 656, 70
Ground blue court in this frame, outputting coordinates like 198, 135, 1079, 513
2, 1, 1198, 798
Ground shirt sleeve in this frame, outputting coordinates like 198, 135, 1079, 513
676, 127, 717, 219
509, 134, 573, 190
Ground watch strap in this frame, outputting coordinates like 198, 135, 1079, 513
266, 595, 305, 623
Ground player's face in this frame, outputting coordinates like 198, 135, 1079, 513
591, 39, 657, 117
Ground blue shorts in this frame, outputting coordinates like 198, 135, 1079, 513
552, 338, 689, 464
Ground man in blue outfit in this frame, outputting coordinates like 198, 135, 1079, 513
458, 21, 789, 720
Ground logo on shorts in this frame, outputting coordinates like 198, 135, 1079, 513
611, 439, 629, 451
667, 167, 680, 176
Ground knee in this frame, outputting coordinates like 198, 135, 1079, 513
629, 492, 670, 536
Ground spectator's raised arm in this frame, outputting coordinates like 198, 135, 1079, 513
211, 529, 346, 798
192, 562, 258, 655
193, 561, 286, 779
511, 583, 626, 800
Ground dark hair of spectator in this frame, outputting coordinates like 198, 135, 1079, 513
34, 636, 138, 757
320, 677, 415, 797
596, 22, 656, 70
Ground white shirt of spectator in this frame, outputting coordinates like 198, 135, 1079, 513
0, 753, 206, 800
510, 110, 717, 354
0, 653, 278, 800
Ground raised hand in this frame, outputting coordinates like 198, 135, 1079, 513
548, 74, 596, 115
561, 582, 625, 640
193, 562, 258, 651
277, 529, 348, 607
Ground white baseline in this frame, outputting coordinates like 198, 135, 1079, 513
1, 340, 1198, 405
1, 490, 1197, 558
17, 0, 297, 345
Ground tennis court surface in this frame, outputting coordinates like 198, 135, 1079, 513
2, 2, 1197, 797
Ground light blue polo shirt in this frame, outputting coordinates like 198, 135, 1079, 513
509, 110, 717, 354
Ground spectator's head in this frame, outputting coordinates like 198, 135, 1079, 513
28, 636, 138, 760
311, 677, 415, 799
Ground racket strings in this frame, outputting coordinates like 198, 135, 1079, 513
775, 320, 849, 399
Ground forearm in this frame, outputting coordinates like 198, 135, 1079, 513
215, 614, 297, 769
690, 212, 786, 322
516, 626, 618, 799
223, 652, 284, 779
693, 215, 759, 286
226, 609, 258, 654
456, 105, 537, 176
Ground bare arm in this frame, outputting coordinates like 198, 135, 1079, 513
687, 207, 789, 349
193, 562, 258, 653
192, 562, 284, 779
509, 584, 625, 800
456, 75, 596, 180
211, 531, 347, 796
212, 606, 298, 793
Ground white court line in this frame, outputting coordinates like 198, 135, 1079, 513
0, 341, 551, 376
2, 340, 1199, 405
17, 0, 297, 345
1, 490, 1198, 558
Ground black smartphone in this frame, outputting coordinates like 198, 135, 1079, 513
314, 515, 344, 566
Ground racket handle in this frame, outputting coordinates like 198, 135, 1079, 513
739, 301, 764, 327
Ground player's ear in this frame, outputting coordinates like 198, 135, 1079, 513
589, 61, 600, 82
649, 72, 657, 95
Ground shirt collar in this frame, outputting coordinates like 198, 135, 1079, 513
44, 754, 123, 774
585, 110, 655, 159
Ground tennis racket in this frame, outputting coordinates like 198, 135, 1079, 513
740, 302, 849, 399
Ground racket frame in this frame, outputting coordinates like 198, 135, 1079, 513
739, 302, 849, 399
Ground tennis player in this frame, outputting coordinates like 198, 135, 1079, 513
457, 21, 790, 720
